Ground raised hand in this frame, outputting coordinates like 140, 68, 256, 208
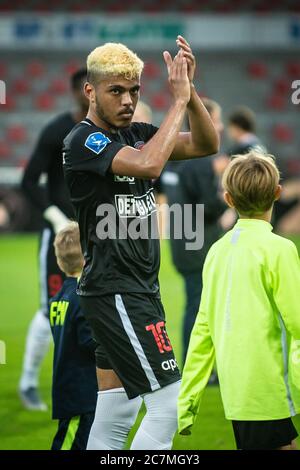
176, 35, 196, 84
163, 49, 190, 105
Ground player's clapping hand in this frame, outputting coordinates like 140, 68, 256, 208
176, 35, 196, 84
163, 48, 190, 105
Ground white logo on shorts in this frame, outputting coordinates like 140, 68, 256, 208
161, 359, 178, 371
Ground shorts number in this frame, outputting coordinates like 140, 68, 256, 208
145, 321, 173, 353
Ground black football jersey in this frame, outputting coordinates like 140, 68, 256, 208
63, 118, 161, 297
22, 112, 76, 218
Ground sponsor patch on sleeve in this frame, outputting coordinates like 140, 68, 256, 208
84, 132, 111, 155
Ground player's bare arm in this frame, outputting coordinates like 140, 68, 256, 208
111, 50, 190, 179
170, 35, 219, 160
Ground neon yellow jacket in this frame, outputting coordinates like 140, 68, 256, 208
178, 218, 300, 434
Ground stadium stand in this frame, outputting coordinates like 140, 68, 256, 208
0, 0, 300, 13
0, 0, 299, 176
1, 50, 299, 175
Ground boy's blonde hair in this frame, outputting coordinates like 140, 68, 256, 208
222, 151, 280, 217
54, 222, 84, 276
87, 43, 144, 83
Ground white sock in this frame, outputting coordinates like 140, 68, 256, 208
130, 381, 181, 450
87, 388, 142, 450
19, 309, 51, 391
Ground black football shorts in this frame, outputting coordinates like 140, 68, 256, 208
80, 293, 181, 399
232, 417, 298, 450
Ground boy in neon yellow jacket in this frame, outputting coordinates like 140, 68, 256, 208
178, 152, 300, 450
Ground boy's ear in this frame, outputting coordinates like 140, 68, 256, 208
275, 184, 282, 201
224, 191, 235, 208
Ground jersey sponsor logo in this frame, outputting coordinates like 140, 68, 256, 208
161, 359, 178, 371
84, 132, 111, 155
115, 188, 156, 219
146, 321, 173, 354
114, 175, 135, 184
50, 300, 69, 326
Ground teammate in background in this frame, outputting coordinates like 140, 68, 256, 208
19, 69, 88, 410
63, 37, 219, 450
226, 105, 266, 155
49, 222, 97, 450
178, 152, 300, 450
225, 105, 300, 235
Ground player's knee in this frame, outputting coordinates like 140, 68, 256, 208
87, 389, 142, 450
144, 380, 181, 419
130, 381, 181, 450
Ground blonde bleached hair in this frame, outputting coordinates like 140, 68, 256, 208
222, 151, 280, 217
54, 222, 84, 276
87, 43, 144, 82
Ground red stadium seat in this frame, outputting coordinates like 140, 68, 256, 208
106, 2, 126, 13
247, 61, 268, 79
182, 4, 198, 12
0, 140, 10, 159
35, 3, 51, 11
266, 93, 286, 111
27, 61, 45, 78
64, 60, 82, 76
12, 78, 30, 95
70, 4, 87, 12
6, 124, 27, 143
144, 61, 161, 79
144, 4, 162, 13
272, 124, 294, 143
286, 62, 300, 78
150, 92, 169, 111
273, 77, 290, 95
0, 0, 13, 12
49, 78, 68, 94
35, 92, 55, 110
0, 95, 16, 112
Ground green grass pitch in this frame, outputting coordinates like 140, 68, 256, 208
0, 234, 299, 450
